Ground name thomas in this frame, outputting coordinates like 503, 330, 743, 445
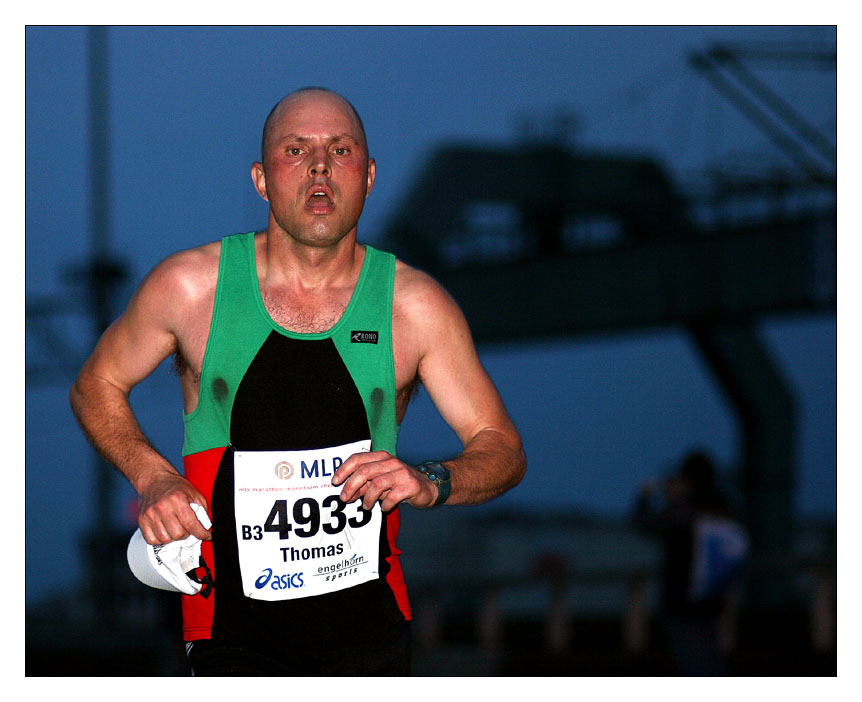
281, 543, 344, 562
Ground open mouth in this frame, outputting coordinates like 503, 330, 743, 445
306, 186, 334, 212
308, 192, 332, 205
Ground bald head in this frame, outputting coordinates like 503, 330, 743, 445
261, 87, 368, 162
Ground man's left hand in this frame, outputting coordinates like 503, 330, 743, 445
332, 450, 438, 511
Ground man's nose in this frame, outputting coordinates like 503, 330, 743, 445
309, 148, 330, 176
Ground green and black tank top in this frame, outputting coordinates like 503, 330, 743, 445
180, 232, 410, 649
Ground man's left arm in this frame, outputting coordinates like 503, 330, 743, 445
333, 270, 526, 510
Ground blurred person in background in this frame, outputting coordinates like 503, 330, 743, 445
634, 450, 749, 676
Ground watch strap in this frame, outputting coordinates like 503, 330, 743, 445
415, 460, 451, 506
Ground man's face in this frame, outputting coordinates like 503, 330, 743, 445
252, 91, 375, 247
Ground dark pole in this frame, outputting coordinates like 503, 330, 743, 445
88, 26, 109, 264
87, 26, 126, 529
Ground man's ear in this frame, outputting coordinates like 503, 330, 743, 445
251, 162, 269, 201
366, 158, 376, 198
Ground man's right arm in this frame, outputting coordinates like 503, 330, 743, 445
69, 250, 214, 544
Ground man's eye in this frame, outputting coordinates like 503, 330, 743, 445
334, 147, 348, 156
288, 148, 302, 156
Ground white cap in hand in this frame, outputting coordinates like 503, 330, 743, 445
126, 503, 212, 596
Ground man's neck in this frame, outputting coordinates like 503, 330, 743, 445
259, 227, 364, 292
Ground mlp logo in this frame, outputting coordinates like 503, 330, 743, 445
255, 567, 305, 591
274, 461, 294, 480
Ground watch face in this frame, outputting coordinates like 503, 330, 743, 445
419, 461, 449, 482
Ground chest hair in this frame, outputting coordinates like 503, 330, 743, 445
261, 290, 347, 334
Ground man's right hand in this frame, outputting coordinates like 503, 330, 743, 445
138, 472, 212, 544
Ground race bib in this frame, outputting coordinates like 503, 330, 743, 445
233, 439, 381, 601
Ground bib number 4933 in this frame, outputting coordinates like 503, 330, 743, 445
241, 495, 373, 541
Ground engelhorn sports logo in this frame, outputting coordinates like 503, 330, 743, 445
351, 330, 378, 344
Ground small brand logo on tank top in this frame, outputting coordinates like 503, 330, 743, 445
350, 330, 379, 344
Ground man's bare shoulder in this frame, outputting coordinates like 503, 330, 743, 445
393, 259, 446, 306
138, 240, 222, 305
392, 259, 464, 330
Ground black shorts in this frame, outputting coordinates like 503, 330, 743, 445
186, 620, 411, 676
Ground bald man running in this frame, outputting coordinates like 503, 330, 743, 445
71, 87, 525, 676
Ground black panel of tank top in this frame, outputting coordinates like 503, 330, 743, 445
230, 332, 370, 451
209, 331, 402, 650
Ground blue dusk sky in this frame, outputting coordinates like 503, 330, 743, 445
23, 24, 841, 606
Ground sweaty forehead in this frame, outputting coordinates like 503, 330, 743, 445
264, 92, 366, 154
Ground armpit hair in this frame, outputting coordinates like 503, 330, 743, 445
171, 349, 200, 383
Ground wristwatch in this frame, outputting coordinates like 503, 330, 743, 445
415, 461, 452, 506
